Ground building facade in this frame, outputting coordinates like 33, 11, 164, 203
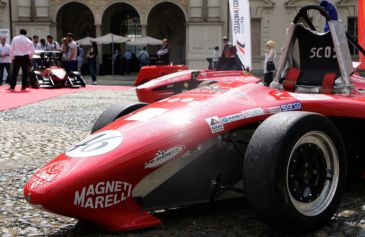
0, 0, 359, 71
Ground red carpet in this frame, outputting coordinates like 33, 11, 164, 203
0, 85, 132, 111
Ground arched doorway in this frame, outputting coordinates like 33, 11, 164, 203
147, 3, 186, 64
101, 3, 141, 74
56, 3, 95, 41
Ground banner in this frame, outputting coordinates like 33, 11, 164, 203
359, 0, 365, 68
0, 29, 10, 44
228, 0, 252, 70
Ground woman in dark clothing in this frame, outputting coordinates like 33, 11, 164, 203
87, 41, 98, 85
216, 44, 243, 71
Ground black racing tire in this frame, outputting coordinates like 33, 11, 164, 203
30, 73, 41, 89
243, 111, 347, 234
78, 76, 86, 87
91, 102, 148, 134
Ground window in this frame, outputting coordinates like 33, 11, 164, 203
17, 0, 31, 18
207, 0, 220, 18
189, 0, 203, 18
35, 0, 49, 18
348, 17, 358, 55
251, 19, 261, 57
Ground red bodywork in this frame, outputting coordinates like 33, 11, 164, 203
24, 71, 365, 231
134, 65, 188, 86
136, 70, 255, 103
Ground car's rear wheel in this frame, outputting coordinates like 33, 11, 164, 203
91, 103, 148, 134
243, 112, 347, 234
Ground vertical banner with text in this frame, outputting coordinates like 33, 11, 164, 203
359, 0, 365, 68
228, 0, 252, 70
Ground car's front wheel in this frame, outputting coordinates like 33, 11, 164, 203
243, 111, 347, 234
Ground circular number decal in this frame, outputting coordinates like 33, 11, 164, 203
65, 130, 123, 158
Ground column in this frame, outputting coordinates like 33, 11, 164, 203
95, 24, 102, 70
141, 24, 147, 36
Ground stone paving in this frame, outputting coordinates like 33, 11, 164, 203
0, 88, 365, 236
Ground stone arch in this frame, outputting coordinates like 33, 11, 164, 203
55, 2, 95, 40
101, 2, 141, 36
145, 0, 188, 25
147, 1, 187, 64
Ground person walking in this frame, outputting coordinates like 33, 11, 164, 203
263, 40, 276, 86
87, 41, 98, 85
0, 37, 11, 85
9, 29, 35, 91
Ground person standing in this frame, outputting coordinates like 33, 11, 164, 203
0, 37, 11, 85
123, 49, 132, 75
66, 32, 78, 74
137, 47, 149, 69
9, 29, 35, 91
156, 39, 170, 65
32, 35, 41, 69
212, 46, 219, 69
46, 35, 60, 51
87, 41, 98, 85
263, 40, 276, 86
76, 43, 84, 73
60, 37, 69, 69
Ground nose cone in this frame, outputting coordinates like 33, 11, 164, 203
24, 157, 73, 206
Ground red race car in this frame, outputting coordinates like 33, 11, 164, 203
30, 51, 86, 88
24, 5, 365, 234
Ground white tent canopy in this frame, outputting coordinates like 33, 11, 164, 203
128, 36, 162, 46
76, 36, 96, 46
93, 33, 129, 44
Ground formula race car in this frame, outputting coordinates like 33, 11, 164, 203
24, 5, 365, 234
30, 50, 86, 88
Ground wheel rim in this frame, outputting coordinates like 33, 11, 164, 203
286, 131, 339, 216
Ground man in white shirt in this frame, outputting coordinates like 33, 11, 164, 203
9, 29, 35, 91
66, 32, 78, 75
0, 37, 11, 85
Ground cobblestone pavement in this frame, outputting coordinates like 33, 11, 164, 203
1, 89, 365, 236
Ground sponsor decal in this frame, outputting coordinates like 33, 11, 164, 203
220, 112, 245, 124
280, 102, 302, 111
145, 145, 185, 169
242, 108, 264, 118
264, 106, 281, 114
125, 108, 168, 121
66, 130, 123, 158
167, 98, 180, 103
181, 98, 194, 103
288, 93, 333, 101
205, 116, 225, 133
74, 181, 132, 209
27, 160, 71, 191
309, 46, 337, 59
188, 101, 202, 106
